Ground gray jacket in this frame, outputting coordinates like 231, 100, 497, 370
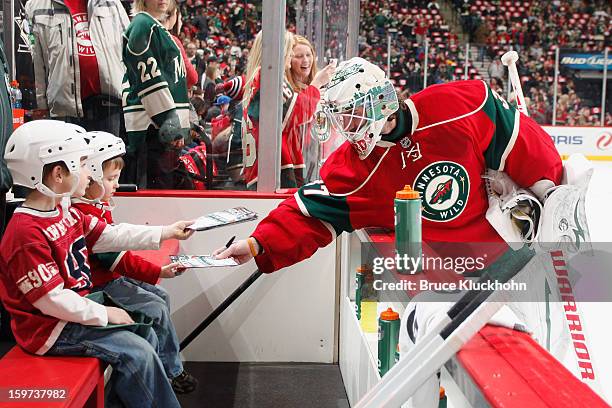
25, 0, 129, 117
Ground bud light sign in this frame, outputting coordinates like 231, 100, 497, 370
560, 54, 612, 71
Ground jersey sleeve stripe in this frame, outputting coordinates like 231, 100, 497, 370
138, 81, 169, 98
295, 192, 311, 217
295, 192, 338, 241
85, 216, 99, 236
109, 251, 126, 272
125, 110, 152, 132
482, 85, 521, 170
141, 88, 175, 117
497, 109, 520, 171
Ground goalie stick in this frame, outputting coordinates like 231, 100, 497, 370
356, 246, 534, 408
501, 51, 529, 116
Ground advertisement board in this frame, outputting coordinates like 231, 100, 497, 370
559, 54, 611, 71
544, 126, 612, 168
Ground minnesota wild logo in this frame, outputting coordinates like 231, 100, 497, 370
328, 62, 363, 89
413, 161, 470, 222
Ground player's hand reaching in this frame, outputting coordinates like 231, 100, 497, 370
311, 62, 336, 90
106, 306, 134, 325
213, 238, 259, 264
160, 262, 186, 278
162, 221, 195, 241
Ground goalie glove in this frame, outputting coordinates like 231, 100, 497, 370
484, 169, 543, 249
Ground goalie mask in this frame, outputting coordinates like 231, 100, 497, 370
322, 57, 399, 159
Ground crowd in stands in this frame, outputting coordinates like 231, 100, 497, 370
456, 0, 611, 125
148, 0, 610, 189
359, 0, 610, 126
359, 1, 470, 98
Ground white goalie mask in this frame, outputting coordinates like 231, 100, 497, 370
321, 57, 399, 159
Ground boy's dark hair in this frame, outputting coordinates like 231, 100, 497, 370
42, 161, 69, 180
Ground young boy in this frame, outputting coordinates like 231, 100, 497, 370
72, 131, 198, 393
0, 120, 194, 407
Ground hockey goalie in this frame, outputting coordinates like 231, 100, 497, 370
392, 156, 612, 408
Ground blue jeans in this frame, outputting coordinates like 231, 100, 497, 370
97, 278, 183, 379
48, 322, 180, 408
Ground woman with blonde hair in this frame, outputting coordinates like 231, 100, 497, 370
240, 31, 335, 189
286, 35, 319, 92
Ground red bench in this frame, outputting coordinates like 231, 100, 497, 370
457, 325, 609, 407
0, 347, 106, 407
0, 239, 180, 407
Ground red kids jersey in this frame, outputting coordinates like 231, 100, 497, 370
251, 80, 563, 273
72, 200, 161, 287
242, 69, 321, 189
0, 206, 106, 354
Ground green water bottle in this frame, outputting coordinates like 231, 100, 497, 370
378, 308, 400, 376
439, 387, 448, 408
394, 185, 422, 274
355, 265, 374, 320
355, 266, 365, 320
394, 343, 400, 365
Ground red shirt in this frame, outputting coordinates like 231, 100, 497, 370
64, 0, 102, 100
251, 80, 562, 273
72, 201, 161, 287
243, 70, 321, 188
0, 206, 106, 354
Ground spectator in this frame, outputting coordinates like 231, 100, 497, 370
285, 35, 318, 92
241, 31, 335, 189
193, 7, 209, 46
122, 0, 190, 188
488, 59, 505, 82
186, 42, 201, 70
25, 0, 129, 137
165, 3, 198, 89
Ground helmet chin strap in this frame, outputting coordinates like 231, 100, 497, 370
35, 172, 81, 217
85, 178, 107, 203
35, 172, 80, 200
74, 180, 115, 211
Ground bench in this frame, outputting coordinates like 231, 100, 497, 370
0, 239, 180, 407
0, 347, 108, 407
455, 325, 609, 407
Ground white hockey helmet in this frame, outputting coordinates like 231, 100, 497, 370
83, 131, 126, 184
321, 57, 399, 159
4, 120, 93, 197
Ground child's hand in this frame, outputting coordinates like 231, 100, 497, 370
106, 306, 135, 325
213, 238, 256, 264
162, 221, 195, 241
160, 262, 186, 278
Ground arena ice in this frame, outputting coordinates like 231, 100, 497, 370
0, 0, 611, 407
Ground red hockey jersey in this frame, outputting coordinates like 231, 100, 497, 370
72, 200, 161, 287
251, 80, 562, 273
241, 69, 321, 188
0, 206, 106, 353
